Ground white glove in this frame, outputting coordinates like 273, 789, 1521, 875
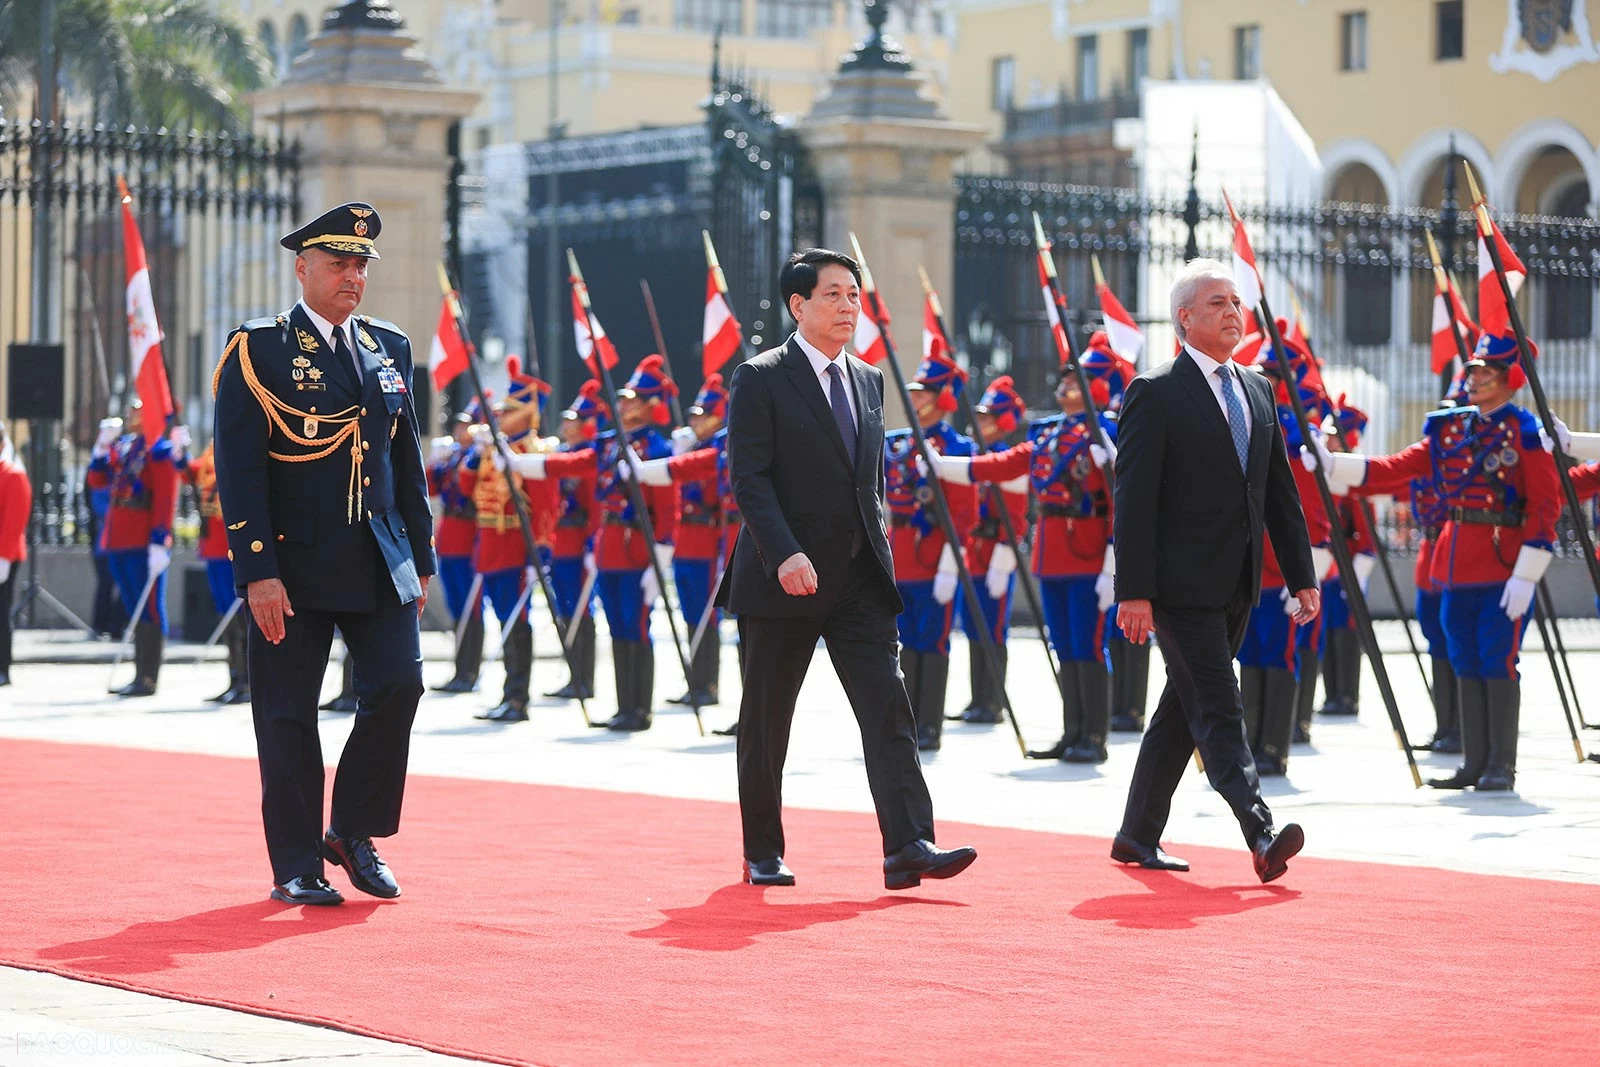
470, 424, 493, 448
635, 457, 674, 487
1563, 430, 1600, 462
932, 544, 958, 605
1095, 544, 1116, 612
582, 550, 597, 577
168, 425, 191, 453
1311, 546, 1334, 582
93, 420, 120, 458
655, 542, 674, 574
1089, 441, 1117, 469
640, 564, 660, 604
671, 426, 698, 455
491, 448, 507, 472
1302, 435, 1333, 474
429, 436, 454, 464
985, 543, 1016, 600
618, 447, 645, 481
0, 559, 11, 584
147, 544, 171, 576
1499, 545, 1553, 620
509, 452, 547, 479
1539, 416, 1571, 455
1352, 552, 1377, 595
925, 453, 973, 485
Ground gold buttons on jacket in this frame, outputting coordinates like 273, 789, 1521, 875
363, 476, 371, 487
360, 407, 368, 416
227, 550, 234, 561
362, 441, 370, 451
250, 540, 264, 553
277, 534, 285, 541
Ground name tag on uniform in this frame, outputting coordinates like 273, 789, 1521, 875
376, 366, 407, 394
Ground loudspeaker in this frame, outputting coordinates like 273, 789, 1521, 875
7, 343, 66, 420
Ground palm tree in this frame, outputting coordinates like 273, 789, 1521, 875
0, 0, 269, 130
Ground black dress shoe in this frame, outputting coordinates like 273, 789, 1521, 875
1110, 832, 1190, 871
476, 702, 528, 722
320, 695, 359, 713
432, 677, 480, 694
606, 708, 653, 732
1252, 823, 1304, 884
1256, 754, 1287, 777
544, 683, 593, 700
270, 874, 344, 906
321, 831, 401, 898
0, 672, 10, 686
113, 678, 156, 697
916, 725, 941, 752
1062, 741, 1107, 764
1293, 722, 1312, 745
743, 857, 795, 886
962, 707, 1005, 725
1025, 738, 1071, 760
1110, 712, 1143, 733
883, 839, 977, 890
712, 720, 739, 737
1431, 731, 1463, 754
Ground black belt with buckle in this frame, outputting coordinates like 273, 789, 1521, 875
1451, 506, 1522, 526
1040, 504, 1107, 519
1421, 524, 1443, 540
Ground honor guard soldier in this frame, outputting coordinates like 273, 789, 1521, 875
1406, 460, 1459, 752
884, 351, 976, 752
516, 356, 678, 731
947, 375, 1028, 726
87, 401, 184, 697
0, 422, 31, 686
460, 359, 556, 723
1318, 398, 1377, 719
1315, 333, 1560, 792
213, 203, 437, 906
543, 380, 609, 701
187, 441, 249, 704
1570, 460, 1600, 615
428, 408, 485, 694
634, 373, 732, 709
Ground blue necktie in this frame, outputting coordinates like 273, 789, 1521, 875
826, 363, 857, 468
1217, 364, 1250, 473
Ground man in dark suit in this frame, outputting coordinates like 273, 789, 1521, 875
214, 203, 436, 906
719, 248, 977, 890
1111, 258, 1319, 884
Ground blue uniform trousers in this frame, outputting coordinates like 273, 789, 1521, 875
959, 575, 1013, 646
1237, 587, 1298, 672
437, 555, 478, 623
1416, 588, 1447, 659
597, 569, 652, 642
107, 548, 167, 632
1442, 584, 1528, 680
479, 567, 529, 628
205, 558, 237, 615
549, 554, 594, 620
897, 579, 956, 656
675, 557, 717, 634
1039, 575, 1107, 666
1322, 576, 1355, 631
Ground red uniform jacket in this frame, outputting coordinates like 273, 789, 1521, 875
667, 435, 740, 562
427, 444, 478, 559
86, 435, 179, 552
1262, 459, 1331, 589
0, 455, 31, 563
185, 447, 231, 561
885, 423, 977, 583
550, 443, 601, 560
544, 428, 675, 572
458, 437, 557, 573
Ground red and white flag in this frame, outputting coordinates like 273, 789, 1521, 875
1475, 214, 1526, 337
1038, 256, 1070, 365
428, 295, 470, 392
1095, 280, 1144, 362
1430, 277, 1481, 373
922, 294, 950, 364
852, 293, 890, 365
1232, 307, 1267, 364
119, 180, 173, 444
571, 278, 619, 377
702, 271, 741, 376
1223, 190, 1264, 312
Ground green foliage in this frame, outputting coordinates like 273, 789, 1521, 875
0, 0, 270, 130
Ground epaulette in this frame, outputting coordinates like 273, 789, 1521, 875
242, 315, 283, 332
1512, 405, 1543, 449
359, 314, 408, 339
1423, 406, 1473, 438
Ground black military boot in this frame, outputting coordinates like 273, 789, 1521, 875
480, 619, 531, 721
673, 626, 720, 707
1256, 668, 1299, 776
964, 646, 1007, 724
1027, 661, 1082, 759
915, 652, 950, 751
1064, 659, 1111, 763
1430, 676, 1490, 789
320, 655, 359, 712
1321, 629, 1359, 715
609, 639, 655, 732
1340, 627, 1363, 717
550, 613, 598, 700
435, 610, 484, 694
214, 614, 251, 704
1293, 649, 1319, 744
1110, 635, 1150, 732
115, 623, 161, 697
953, 642, 988, 721
600, 639, 636, 729
1239, 666, 1265, 755
1476, 678, 1521, 792
1424, 657, 1461, 753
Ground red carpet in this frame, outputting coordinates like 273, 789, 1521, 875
1, 738, 1596, 1066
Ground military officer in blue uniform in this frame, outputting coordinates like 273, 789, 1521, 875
213, 203, 436, 906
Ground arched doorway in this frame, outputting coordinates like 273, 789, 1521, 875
1327, 162, 1393, 345
1514, 145, 1593, 340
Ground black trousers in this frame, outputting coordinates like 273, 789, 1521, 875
0, 565, 14, 674
736, 551, 935, 862
248, 579, 424, 884
1118, 575, 1273, 848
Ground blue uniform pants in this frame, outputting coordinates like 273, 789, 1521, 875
1416, 588, 1446, 659
205, 558, 237, 616
1237, 587, 1298, 672
1322, 576, 1355, 631
549, 554, 594, 620
897, 580, 956, 656
107, 548, 167, 632
437, 555, 479, 623
1442, 584, 1528, 680
598, 569, 652, 642
959, 575, 1013, 646
1039, 575, 1108, 666
675, 557, 718, 634
479, 567, 529, 628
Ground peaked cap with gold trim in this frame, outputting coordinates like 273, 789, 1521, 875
280, 202, 382, 258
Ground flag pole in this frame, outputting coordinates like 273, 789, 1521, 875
1033, 214, 1116, 482
851, 234, 1029, 757
438, 264, 593, 727
703, 230, 755, 369
639, 279, 688, 427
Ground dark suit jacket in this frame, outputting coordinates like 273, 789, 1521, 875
214, 304, 437, 613
1112, 350, 1315, 609
718, 337, 900, 619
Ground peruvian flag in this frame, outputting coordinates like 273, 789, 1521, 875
1039, 256, 1070, 365
1233, 307, 1267, 364
1096, 279, 1144, 362
119, 180, 173, 444
1476, 214, 1526, 337
571, 278, 619, 377
1431, 278, 1481, 373
1224, 190, 1264, 312
428, 295, 470, 391
922, 294, 950, 364
853, 292, 890, 365
702, 271, 741, 376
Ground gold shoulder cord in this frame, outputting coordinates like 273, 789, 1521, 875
212, 331, 367, 523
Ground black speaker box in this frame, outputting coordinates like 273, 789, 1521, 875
7, 343, 66, 420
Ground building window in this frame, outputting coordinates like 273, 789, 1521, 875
755, 0, 831, 39
677, 0, 743, 34
1234, 24, 1261, 80
287, 13, 310, 62
1126, 27, 1149, 92
1436, 1, 1464, 60
1076, 35, 1099, 101
258, 20, 279, 77
1340, 11, 1368, 71
1343, 265, 1392, 344
991, 55, 1016, 111
1545, 183, 1594, 339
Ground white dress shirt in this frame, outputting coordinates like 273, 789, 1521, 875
1184, 343, 1251, 438
793, 331, 857, 430
298, 300, 362, 383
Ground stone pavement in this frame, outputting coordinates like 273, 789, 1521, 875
3, 616, 1599, 1064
